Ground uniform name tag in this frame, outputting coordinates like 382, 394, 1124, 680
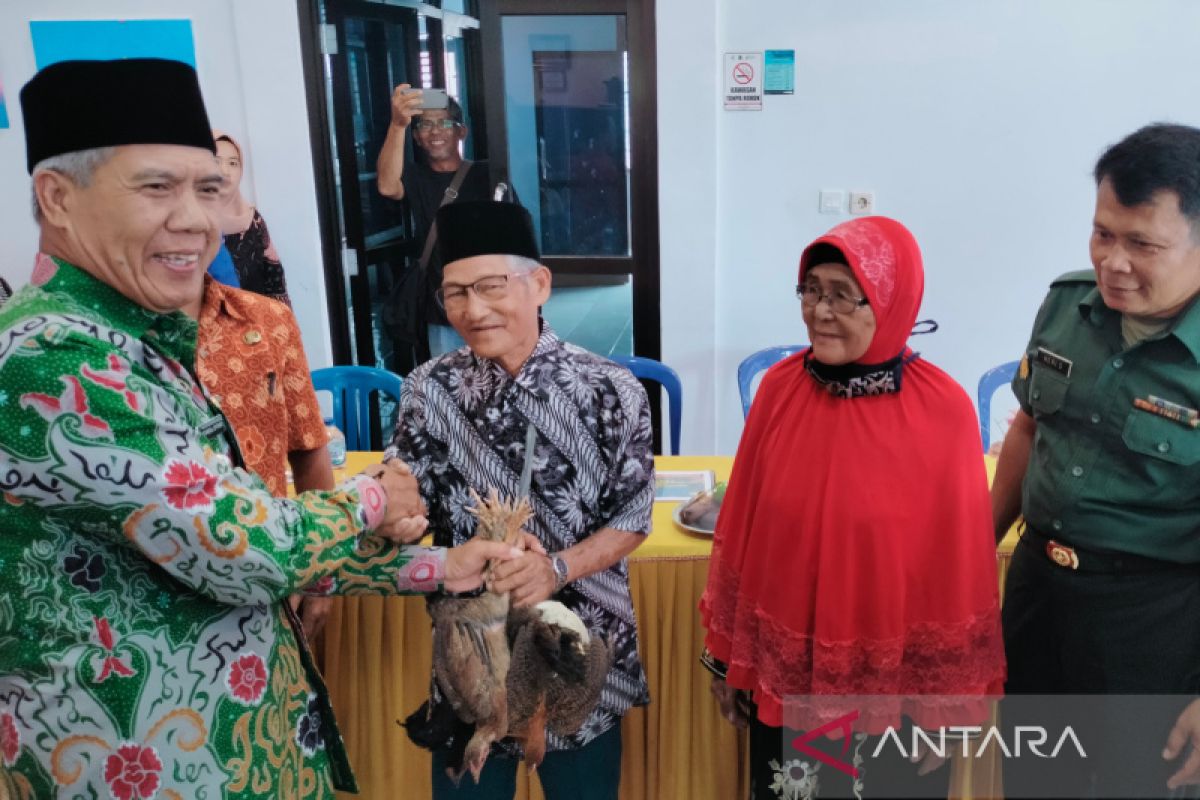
1034, 347, 1073, 378
199, 415, 226, 438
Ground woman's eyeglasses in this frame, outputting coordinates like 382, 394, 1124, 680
796, 283, 870, 315
414, 119, 463, 133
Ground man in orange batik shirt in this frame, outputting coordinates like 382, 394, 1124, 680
189, 275, 337, 637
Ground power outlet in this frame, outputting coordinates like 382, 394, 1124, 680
849, 191, 875, 215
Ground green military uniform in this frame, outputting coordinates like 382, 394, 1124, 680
1013, 269, 1200, 562
1003, 269, 1200, 797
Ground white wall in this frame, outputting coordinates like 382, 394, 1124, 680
0, 0, 332, 367
657, 0, 721, 452
657, 0, 1200, 454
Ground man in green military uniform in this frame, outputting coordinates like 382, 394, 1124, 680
993, 123, 1200, 797
0, 59, 525, 799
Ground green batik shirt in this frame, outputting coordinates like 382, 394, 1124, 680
1013, 269, 1200, 562
0, 256, 447, 799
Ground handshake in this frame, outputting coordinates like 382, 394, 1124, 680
360, 460, 543, 593
361, 459, 430, 544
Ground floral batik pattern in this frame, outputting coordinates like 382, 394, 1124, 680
822, 219, 896, 308
803, 352, 904, 399
767, 758, 821, 800
387, 322, 655, 754
195, 278, 326, 496
0, 257, 446, 798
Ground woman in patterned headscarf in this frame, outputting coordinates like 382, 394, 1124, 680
700, 216, 1005, 799
212, 130, 290, 306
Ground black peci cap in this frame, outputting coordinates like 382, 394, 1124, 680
20, 58, 215, 174
436, 201, 540, 267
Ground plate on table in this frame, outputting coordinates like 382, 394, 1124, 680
672, 502, 715, 536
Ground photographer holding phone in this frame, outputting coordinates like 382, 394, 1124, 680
377, 83, 501, 369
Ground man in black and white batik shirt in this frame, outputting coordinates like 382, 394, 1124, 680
386, 200, 654, 800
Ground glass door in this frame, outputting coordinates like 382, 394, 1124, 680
479, 0, 659, 362
323, 1, 420, 372
301, 0, 658, 439
310, 0, 425, 445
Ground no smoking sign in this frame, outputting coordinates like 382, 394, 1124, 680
724, 52, 762, 110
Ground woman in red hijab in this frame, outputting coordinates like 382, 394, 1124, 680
700, 216, 1005, 798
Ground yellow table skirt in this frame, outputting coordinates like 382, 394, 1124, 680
318, 454, 1017, 799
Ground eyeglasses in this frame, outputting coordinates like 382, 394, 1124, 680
796, 282, 870, 315
435, 272, 528, 309
414, 119, 462, 133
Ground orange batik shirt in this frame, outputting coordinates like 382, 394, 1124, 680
196, 278, 327, 495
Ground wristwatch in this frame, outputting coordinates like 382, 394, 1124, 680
550, 554, 570, 592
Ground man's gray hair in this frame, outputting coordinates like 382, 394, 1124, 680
507, 255, 542, 274
30, 147, 116, 220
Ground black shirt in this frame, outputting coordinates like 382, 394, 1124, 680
402, 159, 494, 246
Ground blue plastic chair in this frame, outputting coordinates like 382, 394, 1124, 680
737, 345, 808, 418
612, 355, 683, 455
977, 360, 1020, 451
311, 366, 404, 451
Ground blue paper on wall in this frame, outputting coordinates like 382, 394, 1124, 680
0, 76, 9, 129
30, 19, 196, 70
764, 49, 795, 95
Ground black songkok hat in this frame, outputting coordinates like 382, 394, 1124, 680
436, 201, 541, 266
20, 58, 215, 174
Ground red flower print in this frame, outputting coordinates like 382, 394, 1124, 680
30, 252, 58, 286
81, 354, 143, 413
226, 652, 269, 705
410, 557, 438, 583
92, 617, 136, 682
1, 712, 19, 767
398, 552, 441, 592
20, 376, 111, 439
104, 743, 162, 800
304, 574, 336, 596
160, 460, 220, 511
356, 476, 386, 529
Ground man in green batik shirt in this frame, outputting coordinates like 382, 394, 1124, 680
0, 59, 524, 799
993, 123, 1200, 797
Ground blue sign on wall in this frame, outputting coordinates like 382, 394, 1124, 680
30, 19, 196, 70
764, 49, 795, 95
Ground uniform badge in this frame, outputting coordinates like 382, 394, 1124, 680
1149, 394, 1199, 422
1045, 540, 1080, 570
1034, 347, 1072, 378
1019, 354, 1030, 380
1133, 396, 1200, 429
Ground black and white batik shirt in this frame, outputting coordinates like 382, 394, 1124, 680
386, 323, 655, 752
